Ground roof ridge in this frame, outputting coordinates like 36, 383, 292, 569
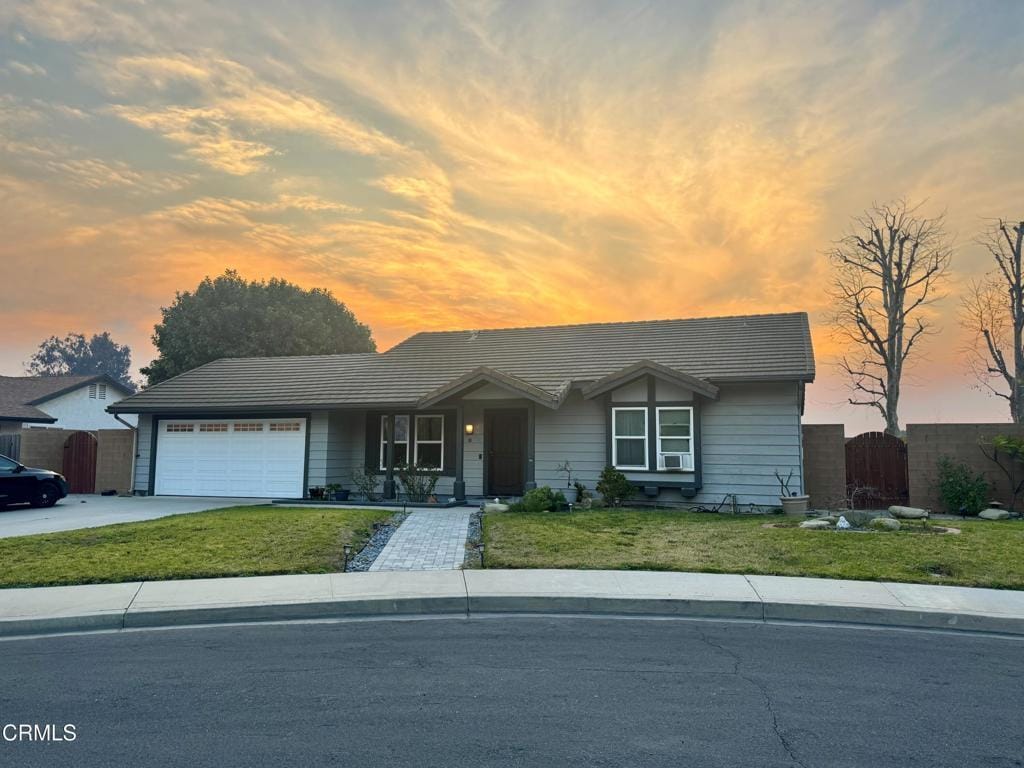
397, 311, 808, 338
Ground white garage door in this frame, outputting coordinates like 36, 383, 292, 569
154, 418, 306, 498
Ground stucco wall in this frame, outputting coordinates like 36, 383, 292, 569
35, 385, 136, 431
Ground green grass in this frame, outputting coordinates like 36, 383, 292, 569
482, 509, 1024, 589
0, 506, 393, 588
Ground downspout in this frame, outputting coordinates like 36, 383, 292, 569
113, 413, 137, 495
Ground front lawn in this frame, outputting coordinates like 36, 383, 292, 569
0, 506, 393, 588
482, 509, 1024, 589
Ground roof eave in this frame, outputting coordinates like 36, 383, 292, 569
417, 366, 562, 409
581, 360, 720, 400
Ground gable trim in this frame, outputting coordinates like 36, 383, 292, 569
581, 360, 719, 401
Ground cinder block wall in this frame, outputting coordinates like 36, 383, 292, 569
19, 428, 75, 473
95, 429, 134, 494
801, 424, 847, 508
907, 423, 1024, 511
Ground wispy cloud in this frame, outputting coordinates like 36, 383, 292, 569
0, 0, 1022, 431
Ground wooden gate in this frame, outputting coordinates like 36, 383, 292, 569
62, 431, 97, 494
845, 432, 908, 509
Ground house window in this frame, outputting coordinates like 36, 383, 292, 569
656, 407, 694, 470
414, 415, 444, 468
233, 423, 263, 432
88, 383, 106, 400
612, 407, 647, 470
165, 423, 194, 433
380, 415, 410, 469
269, 422, 302, 432
199, 423, 228, 432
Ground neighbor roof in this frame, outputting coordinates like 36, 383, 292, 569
109, 312, 814, 414
0, 374, 130, 423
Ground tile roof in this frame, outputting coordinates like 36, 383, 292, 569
0, 374, 123, 422
109, 312, 814, 413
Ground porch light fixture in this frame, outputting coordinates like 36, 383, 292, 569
464, 423, 475, 435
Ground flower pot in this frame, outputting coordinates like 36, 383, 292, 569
332, 489, 350, 501
561, 487, 578, 504
781, 495, 810, 514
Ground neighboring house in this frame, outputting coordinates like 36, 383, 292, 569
108, 312, 815, 506
0, 375, 136, 434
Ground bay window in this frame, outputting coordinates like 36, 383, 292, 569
612, 407, 648, 470
656, 407, 694, 470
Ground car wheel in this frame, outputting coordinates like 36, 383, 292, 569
32, 482, 60, 508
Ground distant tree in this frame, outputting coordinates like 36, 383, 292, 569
141, 270, 376, 385
828, 200, 952, 435
25, 332, 135, 390
961, 218, 1024, 422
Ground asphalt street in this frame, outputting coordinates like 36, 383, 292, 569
1, 616, 1022, 767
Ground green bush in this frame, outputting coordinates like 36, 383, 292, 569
396, 462, 441, 502
936, 457, 989, 515
596, 466, 634, 506
517, 486, 567, 513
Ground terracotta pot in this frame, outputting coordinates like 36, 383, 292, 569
781, 495, 810, 513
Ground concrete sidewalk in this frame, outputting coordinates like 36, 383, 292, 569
2, 570, 1024, 639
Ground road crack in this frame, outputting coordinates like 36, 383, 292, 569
696, 627, 808, 768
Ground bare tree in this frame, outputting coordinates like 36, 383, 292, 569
829, 200, 952, 435
961, 218, 1024, 422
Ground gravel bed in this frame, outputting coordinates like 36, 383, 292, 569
463, 505, 484, 569
346, 512, 409, 572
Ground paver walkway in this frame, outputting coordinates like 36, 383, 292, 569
369, 509, 472, 571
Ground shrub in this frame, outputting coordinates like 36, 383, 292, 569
396, 462, 441, 502
350, 467, 381, 501
936, 457, 989, 515
517, 486, 567, 513
596, 466, 634, 506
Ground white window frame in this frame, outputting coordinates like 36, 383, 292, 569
656, 407, 694, 471
380, 415, 410, 470
413, 414, 444, 469
612, 407, 648, 470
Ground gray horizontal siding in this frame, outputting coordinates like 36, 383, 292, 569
535, 392, 605, 492
134, 414, 153, 493
697, 382, 802, 506
307, 411, 329, 488
530, 383, 803, 507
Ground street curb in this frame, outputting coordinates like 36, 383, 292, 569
3, 593, 1024, 639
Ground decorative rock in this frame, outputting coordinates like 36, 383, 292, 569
836, 515, 852, 530
800, 519, 832, 530
978, 508, 1010, 521
869, 517, 901, 531
819, 516, 839, 524
889, 505, 929, 520
484, 502, 509, 513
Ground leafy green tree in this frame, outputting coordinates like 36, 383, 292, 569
26, 332, 135, 390
141, 270, 376, 384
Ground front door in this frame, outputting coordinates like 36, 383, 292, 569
485, 409, 527, 496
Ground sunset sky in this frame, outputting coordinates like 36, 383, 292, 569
1, 0, 1022, 433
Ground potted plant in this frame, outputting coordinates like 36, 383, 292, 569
775, 469, 809, 513
325, 483, 349, 501
308, 485, 325, 500
555, 461, 578, 503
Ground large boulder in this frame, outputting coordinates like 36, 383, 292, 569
889, 505, 929, 520
799, 519, 832, 530
869, 517, 901, 531
978, 508, 1010, 521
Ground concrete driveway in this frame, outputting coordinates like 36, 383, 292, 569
0, 495, 269, 539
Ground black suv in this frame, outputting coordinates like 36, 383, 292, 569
0, 453, 69, 508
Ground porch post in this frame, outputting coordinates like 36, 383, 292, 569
383, 413, 396, 499
453, 404, 466, 501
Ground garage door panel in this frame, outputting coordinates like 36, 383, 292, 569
155, 418, 306, 498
